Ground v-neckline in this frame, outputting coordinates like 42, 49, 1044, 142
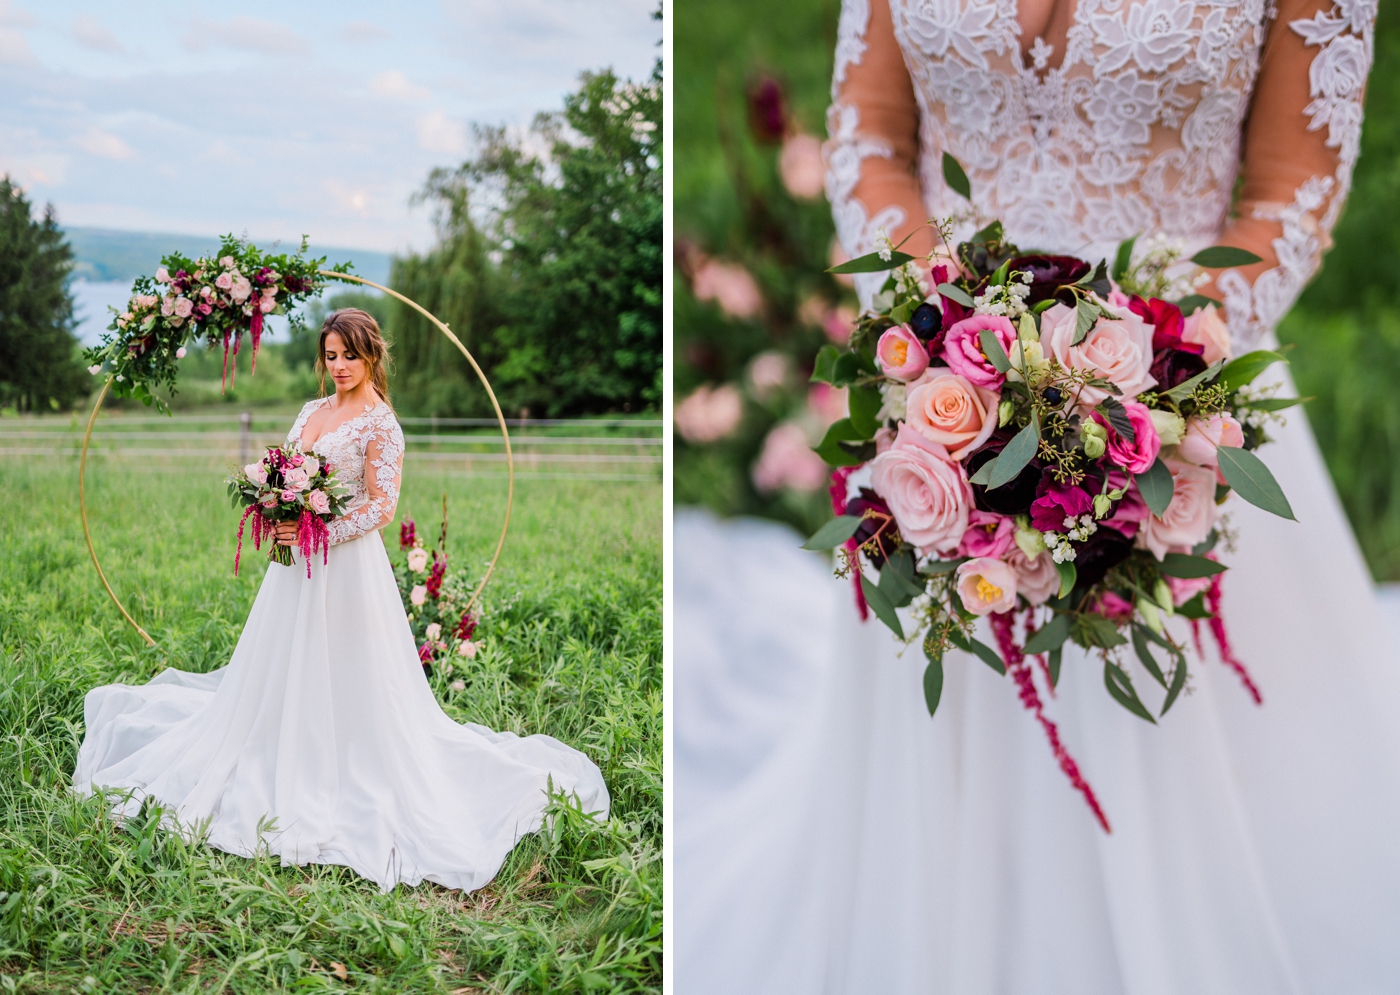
1009, 0, 1080, 75
300, 398, 381, 452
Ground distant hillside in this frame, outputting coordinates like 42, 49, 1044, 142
64, 227, 394, 286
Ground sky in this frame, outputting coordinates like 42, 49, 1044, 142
0, 0, 660, 256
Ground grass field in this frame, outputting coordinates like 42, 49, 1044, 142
0, 439, 661, 992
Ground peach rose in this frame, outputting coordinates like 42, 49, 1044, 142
869, 423, 972, 554
1140, 459, 1219, 560
1039, 300, 1156, 407
407, 547, 429, 573
876, 325, 930, 381
1007, 547, 1060, 605
1177, 412, 1244, 469
955, 556, 1018, 615
1182, 304, 1233, 365
904, 369, 998, 460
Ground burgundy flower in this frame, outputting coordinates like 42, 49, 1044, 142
256, 266, 273, 285
847, 487, 900, 568
1029, 479, 1094, 533
454, 611, 477, 641
400, 518, 417, 550
932, 264, 971, 326
1149, 348, 1208, 390
1071, 526, 1134, 590
1005, 254, 1092, 305
418, 642, 434, 663
967, 440, 1041, 516
426, 553, 447, 599
1129, 296, 1198, 354
747, 76, 787, 143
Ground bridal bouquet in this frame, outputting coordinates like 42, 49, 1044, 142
806, 160, 1300, 830
84, 235, 352, 410
228, 446, 350, 577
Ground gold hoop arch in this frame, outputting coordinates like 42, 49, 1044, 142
78, 270, 513, 647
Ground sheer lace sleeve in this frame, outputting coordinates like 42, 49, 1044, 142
1212, 0, 1374, 343
826, 0, 940, 304
326, 407, 405, 546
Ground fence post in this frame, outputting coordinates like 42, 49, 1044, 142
239, 411, 252, 463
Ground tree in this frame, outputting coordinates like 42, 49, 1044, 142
388, 62, 662, 417
0, 178, 89, 411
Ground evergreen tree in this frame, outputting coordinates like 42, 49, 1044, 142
0, 177, 88, 411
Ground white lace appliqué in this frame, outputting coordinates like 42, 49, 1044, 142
286, 398, 405, 546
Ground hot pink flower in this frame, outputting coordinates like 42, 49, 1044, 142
1167, 571, 1214, 606
955, 556, 1018, 615
1093, 400, 1161, 474
280, 489, 298, 504
260, 493, 278, 509
942, 314, 1017, 389
868, 423, 971, 554
957, 509, 1015, 559
1030, 481, 1093, 533
1095, 590, 1134, 623
876, 325, 930, 381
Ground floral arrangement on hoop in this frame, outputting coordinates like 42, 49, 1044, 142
227, 445, 351, 576
83, 235, 351, 411
804, 155, 1301, 831
392, 506, 482, 683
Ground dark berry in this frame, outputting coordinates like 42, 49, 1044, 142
910, 302, 942, 339
1042, 386, 1063, 405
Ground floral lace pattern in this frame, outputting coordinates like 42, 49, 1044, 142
287, 398, 405, 546
826, 0, 1375, 345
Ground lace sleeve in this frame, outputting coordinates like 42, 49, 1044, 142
1211, 0, 1374, 344
326, 409, 405, 546
826, 0, 939, 306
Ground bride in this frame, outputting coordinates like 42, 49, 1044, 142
676, 0, 1400, 991
74, 307, 609, 892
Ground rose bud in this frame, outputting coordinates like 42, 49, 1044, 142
876, 325, 930, 381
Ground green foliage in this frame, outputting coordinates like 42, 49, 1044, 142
0, 452, 659, 993
389, 66, 661, 419
0, 178, 89, 412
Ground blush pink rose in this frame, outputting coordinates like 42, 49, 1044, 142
955, 556, 1019, 615
1182, 304, 1233, 365
904, 369, 999, 459
1176, 412, 1244, 469
874, 425, 896, 454
1140, 459, 1219, 560
308, 489, 331, 514
942, 314, 1017, 389
280, 489, 298, 504
244, 461, 269, 485
869, 423, 972, 554
1092, 400, 1161, 474
751, 422, 829, 493
155, 267, 171, 284
259, 296, 276, 314
283, 466, 311, 491
301, 456, 320, 476
173, 296, 194, 318
957, 509, 1015, 559
231, 276, 253, 303
410, 585, 427, 606
1039, 301, 1156, 407
1007, 547, 1060, 605
215, 271, 233, 291
877, 325, 930, 381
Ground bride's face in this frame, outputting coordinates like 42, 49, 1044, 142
323, 331, 368, 394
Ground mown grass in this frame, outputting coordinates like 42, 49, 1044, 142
0, 449, 661, 993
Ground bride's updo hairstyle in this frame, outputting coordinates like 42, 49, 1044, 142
317, 308, 391, 407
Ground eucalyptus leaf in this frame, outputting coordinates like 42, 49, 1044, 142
1055, 559, 1077, 599
968, 458, 998, 486
1161, 653, 1188, 715
1048, 648, 1063, 688
880, 559, 925, 606
1176, 592, 1213, 619
988, 415, 1040, 489
1131, 626, 1169, 689
1162, 360, 1225, 401
1190, 245, 1263, 268
829, 250, 916, 275
802, 515, 863, 551
1135, 457, 1175, 518
1158, 552, 1228, 578
1191, 530, 1219, 556
1217, 446, 1296, 520
1074, 613, 1128, 649
942, 152, 972, 199
966, 636, 1006, 676
937, 282, 974, 307
980, 329, 1013, 373
1175, 294, 1220, 316
921, 556, 967, 575
1244, 396, 1308, 412
1104, 661, 1157, 723
1112, 234, 1138, 282
860, 574, 904, 639
1218, 350, 1285, 392
923, 655, 945, 717
1023, 613, 1070, 655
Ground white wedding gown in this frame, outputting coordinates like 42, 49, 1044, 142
676, 0, 1400, 991
74, 398, 609, 892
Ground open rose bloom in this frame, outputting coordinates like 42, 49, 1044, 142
806, 210, 1298, 830
226, 445, 350, 578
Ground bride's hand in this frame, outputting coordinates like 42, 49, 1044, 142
272, 521, 299, 547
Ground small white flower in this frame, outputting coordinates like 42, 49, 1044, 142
449, 680, 466, 692
425, 622, 442, 641
115, 374, 124, 382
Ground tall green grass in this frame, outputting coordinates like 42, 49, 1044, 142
0, 454, 660, 993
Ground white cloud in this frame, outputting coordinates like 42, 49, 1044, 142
416, 109, 467, 154
0, 1, 36, 28
182, 17, 311, 57
369, 70, 430, 102
73, 16, 124, 54
338, 20, 390, 43
0, 26, 35, 66
74, 127, 134, 160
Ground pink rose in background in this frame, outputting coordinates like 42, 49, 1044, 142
308, 489, 330, 514
955, 557, 1019, 615
1030, 481, 1093, 533
173, 296, 194, 318
943, 315, 1017, 389
1095, 591, 1134, 623
869, 423, 972, 553
280, 489, 298, 504
692, 259, 763, 319
806, 382, 848, 427
259, 296, 276, 314
200, 285, 213, 299
155, 267, 170, 283
410, 585, 427, 606
1141, 459, 1219, 559
175, 347, 187, 359
215, 271, 233, 291
1039, 301, 1156, 406
747, 351, 790, 400
957, 509, 1015, 559
220, 255, 235, 268
1167, 571, 1214, 606
1182, 304, 1233, 365
1102, 471, 1150, 538
231, 276, 253, 303
675, 384, 743, 443
1093, 400, 1161, 474
874, 425, 896, 454
407, 547, 429, 573
876, 326, 930, 381
1007, 547, 1060, 605
244, 461, 269, 485
1177, 412, 1244, 469
823, 305, 857, 344
905, 369, 998, 459
160, 295, 175, 316
136, 294, 158, 308
457, 640, 477, 659
283, 466, 311, 491
779, 132, 825, 200
751, 422, 829, 493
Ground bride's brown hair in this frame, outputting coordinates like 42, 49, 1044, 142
317, 308, 392, 408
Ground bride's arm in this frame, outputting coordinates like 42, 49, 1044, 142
326, 416, 406, 545
826, 0, 939, 300
1205, 0, 1374, 340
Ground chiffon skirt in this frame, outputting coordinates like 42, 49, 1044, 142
675, 369, 1400, 994
74, 530, 609, 893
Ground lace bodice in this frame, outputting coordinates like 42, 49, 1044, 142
827, 0, 1375, 346
287, 397, 405, 545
